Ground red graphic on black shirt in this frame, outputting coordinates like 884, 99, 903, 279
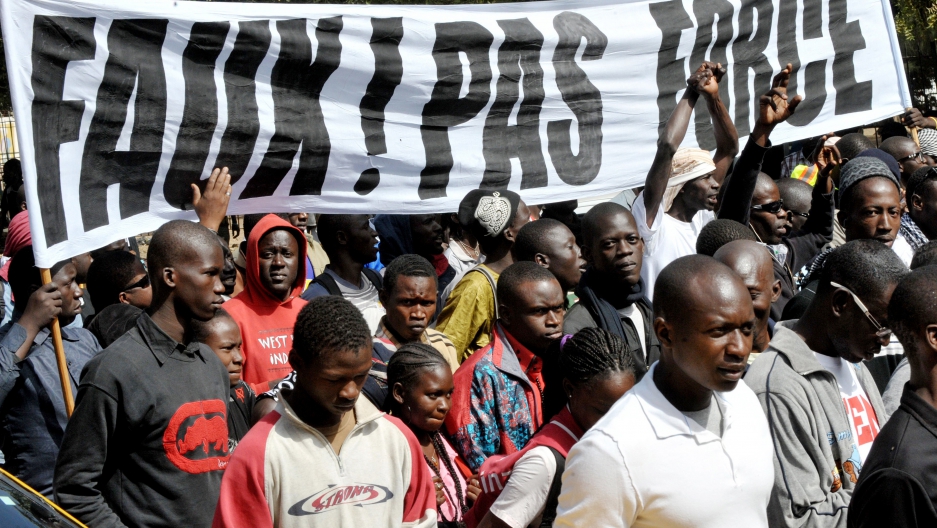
235, 387, 245, 402
163, 400, 230, 474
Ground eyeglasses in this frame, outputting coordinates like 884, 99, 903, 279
789, 210, 810, 219
122, 274, 150, 292
751, 199, 786, 214
829, 281, 891, 341
897, 151, 923, 163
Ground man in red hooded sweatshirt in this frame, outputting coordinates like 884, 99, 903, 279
224, 214, 307, 393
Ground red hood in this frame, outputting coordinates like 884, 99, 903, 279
240, 214, 307, 308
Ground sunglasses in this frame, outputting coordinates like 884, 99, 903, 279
897, 151, 923, 163
122, 274, 150, 292
789, 210, 810, 219
751, 199, 786, 214
830, 281, 891, 341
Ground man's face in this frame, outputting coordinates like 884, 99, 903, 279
779, 192, 811, 232
291, 346, 372, 421
892, 141, 927, 180
171, 243, 226, 322
220, 243, 237, 295
910, 179, 937, 239
724, 255, 779, 353
203, 317, 244, 386
830, 283, 895, 363
119, 259, 152, 309
840, 178, 901, 247
681, 172, 720, 211
53, 262, 83, 325
750, 182, 792, 245
585, 212, 644, 287
410, 214, 445, 256
289, 212, 309, 231
500, 279, 565, 354
381, 275, 437, 342
258, 229, 300, 301
71, 253, 92, 284
657, 274, 755, 392
540, 225, 586, 293
344, 215, 379, 264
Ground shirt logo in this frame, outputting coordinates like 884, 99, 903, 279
288, 483, 394, 515
162, 399, 230, 474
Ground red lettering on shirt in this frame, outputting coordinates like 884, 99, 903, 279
843, 395, 879, 446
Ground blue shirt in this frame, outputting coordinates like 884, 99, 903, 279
0, 312, 101, 496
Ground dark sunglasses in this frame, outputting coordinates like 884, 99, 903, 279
122, 274, 150, 292
897, 151, 923, 163
789, 210, 810, 219
751, 199, 785, 214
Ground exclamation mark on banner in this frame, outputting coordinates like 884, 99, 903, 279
356, 17, 404, 196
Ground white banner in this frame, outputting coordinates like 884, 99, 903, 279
1, 0, 910, 267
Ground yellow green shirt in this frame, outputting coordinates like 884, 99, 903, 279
435, 265, 499, 362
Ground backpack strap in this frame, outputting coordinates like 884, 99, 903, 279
467, 265, 499, 320
311, 272, 342, 297
362, 267, 383, 291
538, 447, 567, 527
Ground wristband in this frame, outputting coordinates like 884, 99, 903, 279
930, 116, 937, 128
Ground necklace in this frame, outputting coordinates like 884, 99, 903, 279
455, 238, 479, 259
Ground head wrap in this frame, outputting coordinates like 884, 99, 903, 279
662, 148, 717, 212
0, 211, 32, 282
855, 148, 901, 181
839, 157, 901, 199
458, 189, 522, 238
919, 129, 937, 158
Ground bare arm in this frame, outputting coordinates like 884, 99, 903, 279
699, 64, 739, 182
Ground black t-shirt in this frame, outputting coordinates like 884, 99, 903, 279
227, 381, 256, 452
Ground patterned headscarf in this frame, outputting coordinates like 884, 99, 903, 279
919, 128, 937, 158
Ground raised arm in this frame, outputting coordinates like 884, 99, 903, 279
697, 63, 739, 182
194, 167, 232, 232
642, 73, 701, 227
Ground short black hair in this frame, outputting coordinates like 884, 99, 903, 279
293, 295, 372, 362
383, 254, 437, 296
695, 219, 757, 256
880, 136, 915, 161
817, 240, 908, 301
147, 220, 221, 290
385, 342, 449, 413
888, 266, 937, 356
581, 202, 630, 247
514, 218, 570, 261
244, 213, 289, 241
911, 240, 937, 270
906, 166, 937, 199
777, 177, 813, 209
653, 255, 738, 320
191, 308, 235, 344
879, 122, 909, 142
836, 133, 875, 160
8, 248, 71, 306
317, 214, 367, 253
497, 261, 559, 309
86, 250, 141, 312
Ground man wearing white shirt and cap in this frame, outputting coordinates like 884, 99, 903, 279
555, 255, 774, 527
631, 62, 738, 299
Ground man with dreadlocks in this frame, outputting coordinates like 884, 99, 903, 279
466, 328, 636, 528
213, 296, 436, 528
387, 343, 482, 525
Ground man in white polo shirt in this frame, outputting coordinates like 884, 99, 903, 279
554, 255, 773, 527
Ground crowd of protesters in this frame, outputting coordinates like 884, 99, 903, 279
0, 60, 934, 528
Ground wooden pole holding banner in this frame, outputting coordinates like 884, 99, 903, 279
908, 107, 921, 147
39, 268, 74, 417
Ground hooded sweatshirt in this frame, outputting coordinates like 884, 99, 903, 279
224, 215, 307, 392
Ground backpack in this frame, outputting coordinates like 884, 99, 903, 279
311, 268, 383, 297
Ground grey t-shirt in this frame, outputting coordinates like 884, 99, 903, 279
683, 395, 724, 437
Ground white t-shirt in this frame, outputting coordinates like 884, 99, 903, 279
324, 269, 385, 333
631, 192, 714, 301
892, 233, 914, 267
617, 304, 646, 361
488, 446, 557, 528
813, 353, 881, 464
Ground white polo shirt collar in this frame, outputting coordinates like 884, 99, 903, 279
635, 363, 735, 445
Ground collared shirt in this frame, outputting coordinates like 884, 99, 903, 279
555, 363, 774, 528
505, 330, 544, 421
0, 311, 101, 496
54, 312, 230, 528
436, 265, 499, 361
374, 319, 460, 373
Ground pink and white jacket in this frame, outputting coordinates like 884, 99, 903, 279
212, 397, 436, 528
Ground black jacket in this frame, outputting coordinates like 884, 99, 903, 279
719, 139, 834, 320
54, 312, 230, 528
848, 384, 937, 528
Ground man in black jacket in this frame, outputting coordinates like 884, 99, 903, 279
563, 202, 659, 377
848, 266, 937, 528
54, 220, 230, 528
718, 63, 832, 321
